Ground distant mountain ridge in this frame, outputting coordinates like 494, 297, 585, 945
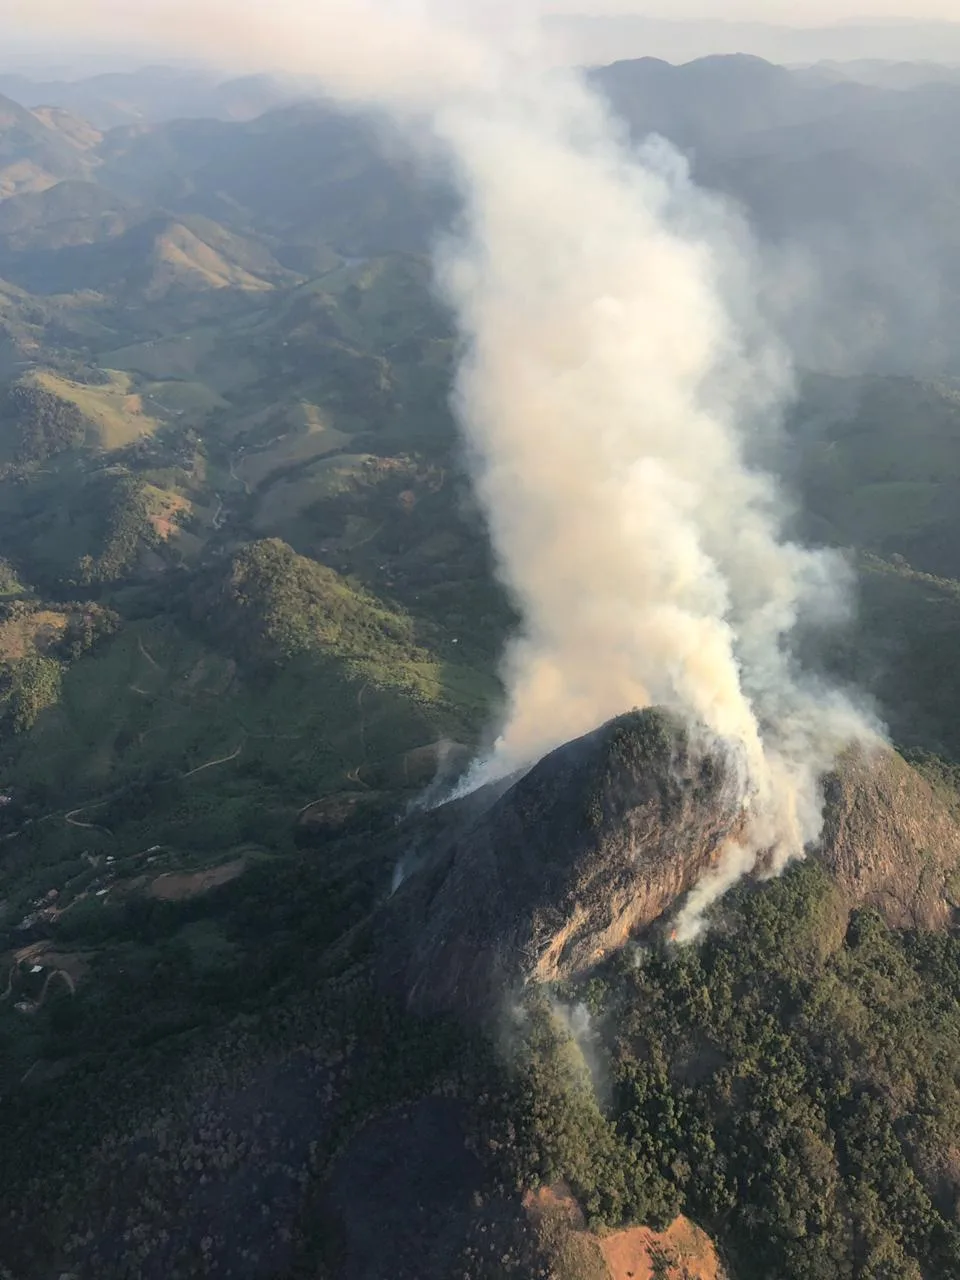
542, 15, 960, 69
8, 54, 960, 372
0, 66, 305, 129
0, 90, 93, 198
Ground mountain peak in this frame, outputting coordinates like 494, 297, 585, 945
381, 709, 747, 1015
820, 745, 960, 929
381, 713, 960, 1018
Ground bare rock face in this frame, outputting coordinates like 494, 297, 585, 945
380, 710, 748, 1016
819, 746, 960, 929
380, 713, 960, 1019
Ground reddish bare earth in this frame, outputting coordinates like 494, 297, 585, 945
524, 1186, 725, 1280
148, 859, 246, 901
600, 1216, 724, 1280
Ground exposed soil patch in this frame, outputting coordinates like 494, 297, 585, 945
524, 1183, 586, 1227
0, 609, 67, 661
13, 944, 90, 985
524, 1185, 608, 1279
599, 1216, 724, 1280
298, 791, 384, 834
524, 1187, 725, 1280
148, 858, 246, 901
148, 491, 190, 541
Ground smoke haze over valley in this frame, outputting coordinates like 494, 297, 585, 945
11, 1, 882, 933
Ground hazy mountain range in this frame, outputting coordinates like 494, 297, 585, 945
544, 15, 960, 68
4, 53, 960, 373
0, 65, 310, 129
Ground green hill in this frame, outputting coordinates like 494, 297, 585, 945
791, 373, 960, 579
0, 209, 297, 300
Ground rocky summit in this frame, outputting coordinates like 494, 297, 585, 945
382, 710, 960, 1018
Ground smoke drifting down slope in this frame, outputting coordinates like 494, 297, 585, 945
19, 1, 878, 926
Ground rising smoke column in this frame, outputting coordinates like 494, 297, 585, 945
16, 1, 876, 931
429, 72, 873, 933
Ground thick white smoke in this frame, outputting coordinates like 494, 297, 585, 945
429, 72, 875, 934
15, 1, 877, 931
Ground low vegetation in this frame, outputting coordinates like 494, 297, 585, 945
0, 376, 87, 463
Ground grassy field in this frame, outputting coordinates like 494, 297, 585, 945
0, 607, 68, 660
252, 452, 374, 533
3, 568, 494, 831
105, 326, 263, 394
29, 368, 164, 449
235, 405, 351, 489
142, 378, 228, 418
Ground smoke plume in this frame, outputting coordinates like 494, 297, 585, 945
426, 60, 876, 933
15, 1, 878, 931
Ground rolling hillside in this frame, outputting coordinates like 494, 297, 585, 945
2, 54, 960, 1280
0, 91, 93, 197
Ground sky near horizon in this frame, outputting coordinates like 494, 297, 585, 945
6, 0, 960, 76
9, 1, 960, 37
540, 0, 960, 19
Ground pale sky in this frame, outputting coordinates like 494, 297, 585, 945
9, 1, 960, 35
540, 0, 959, 18
7, 0, 960, 76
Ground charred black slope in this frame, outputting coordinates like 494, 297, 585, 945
380, 709, 747, 1016
381, 710, 960, 1020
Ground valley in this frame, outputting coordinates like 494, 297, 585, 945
1, 48, 960, 1280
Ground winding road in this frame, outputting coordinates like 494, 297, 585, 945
180, 743, 243, 778
64, 802, 114, 836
